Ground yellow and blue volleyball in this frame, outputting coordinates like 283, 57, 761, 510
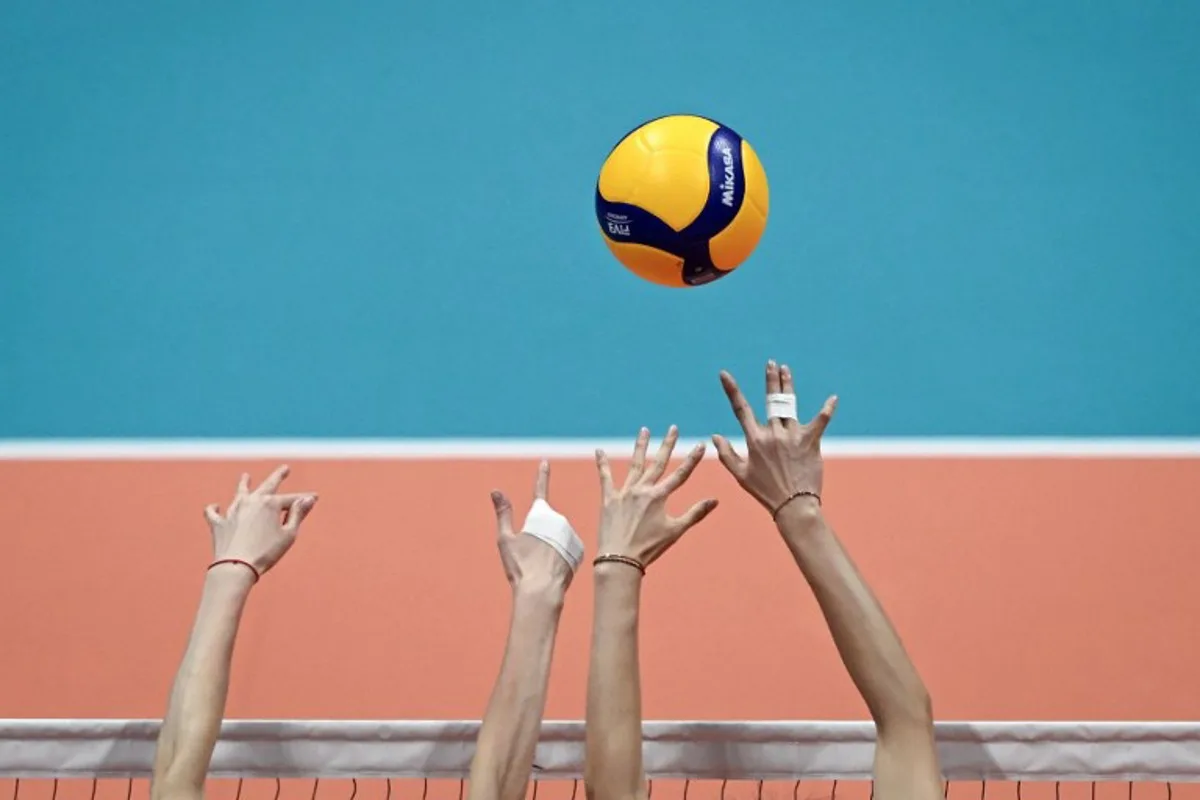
595, 115, 769, 287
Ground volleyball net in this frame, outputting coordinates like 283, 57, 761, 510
2, 721, 1198, 799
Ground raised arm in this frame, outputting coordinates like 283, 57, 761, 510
584, 427, 717, 800
150, 466, 317, 800
712, 363, 942, 800
468, 462, 581, 800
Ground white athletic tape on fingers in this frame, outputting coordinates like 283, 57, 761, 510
521, 498, 585, 572
766, 393, 798, 421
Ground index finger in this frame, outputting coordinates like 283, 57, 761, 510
256, 465, 290, 495
720, 371, 758, 433
534, 459, 550, 500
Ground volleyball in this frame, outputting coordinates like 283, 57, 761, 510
595, 115, 769, 287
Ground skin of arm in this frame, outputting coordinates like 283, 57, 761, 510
467, 585, 567, 800
776, 498, 941, 800
584, 428, 714, 800
150, 565, 256, 800
150, 466, 317, 800
712, 363, 941, 799
468, 465, 578, 800
583, 563, 646, 800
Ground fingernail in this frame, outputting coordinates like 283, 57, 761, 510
768, 359, 776, 368
781, 365, 791, 376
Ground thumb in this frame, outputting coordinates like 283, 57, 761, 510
711, 434, 744, 475
809, 395, 839, 438
203, 504, 223, 526
673, 498, 719, 534
282, 496, 317, 533
491, 491, 515, 537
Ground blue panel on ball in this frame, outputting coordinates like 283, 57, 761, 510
595, 187, 687, 257
596, 188, 733, 286
682, 126, 745, 243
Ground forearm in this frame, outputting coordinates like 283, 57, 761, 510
468, 589, 565, 800
584, 565, 645, 800
776, 501, 931, 731
151, 566, 255, 799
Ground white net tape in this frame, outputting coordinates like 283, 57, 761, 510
0, 721, 1198, 783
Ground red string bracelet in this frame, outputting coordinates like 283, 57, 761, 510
208, 559, 260, 583
771, 490, 821, 521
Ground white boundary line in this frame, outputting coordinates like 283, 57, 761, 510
1, 438, 1199, 460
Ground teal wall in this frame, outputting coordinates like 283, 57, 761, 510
2, 2, 1197, 437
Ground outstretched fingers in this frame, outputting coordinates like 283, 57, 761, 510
256, 465, 291, 495
672, 498, 719, 534
720, 371, 759, 434
646, 425, 679, 483
491, 490, 515, 537
659, 442, 706, 494
808, 395, 839, 439
711, 434, 745, 477
625, 427, 651, 487
534, 459, 551, 500
282, 496, 317, 533
765, 361, 785, 432
780, 363, 796, 395
595, 449, 614, 496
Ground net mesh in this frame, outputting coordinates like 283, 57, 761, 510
2, 778, 1196, 800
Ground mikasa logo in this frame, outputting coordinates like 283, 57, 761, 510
719, 144, 736, 207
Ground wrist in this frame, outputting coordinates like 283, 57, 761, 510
594, 560, 645, 586
204, 563, 257, 596
513, 581, 567, 613
774, 495, 825, 538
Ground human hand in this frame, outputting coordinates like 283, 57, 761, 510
593, 426, 718, 571
491, 460, 576, 599
203, 465, 318, 578
712, 361, 838, 517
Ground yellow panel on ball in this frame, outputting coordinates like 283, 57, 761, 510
598, 115, 717, 232
602, 238, 688, 288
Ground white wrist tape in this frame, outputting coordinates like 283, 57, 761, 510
521, 498, 585, 572
766, 392, 798, 421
